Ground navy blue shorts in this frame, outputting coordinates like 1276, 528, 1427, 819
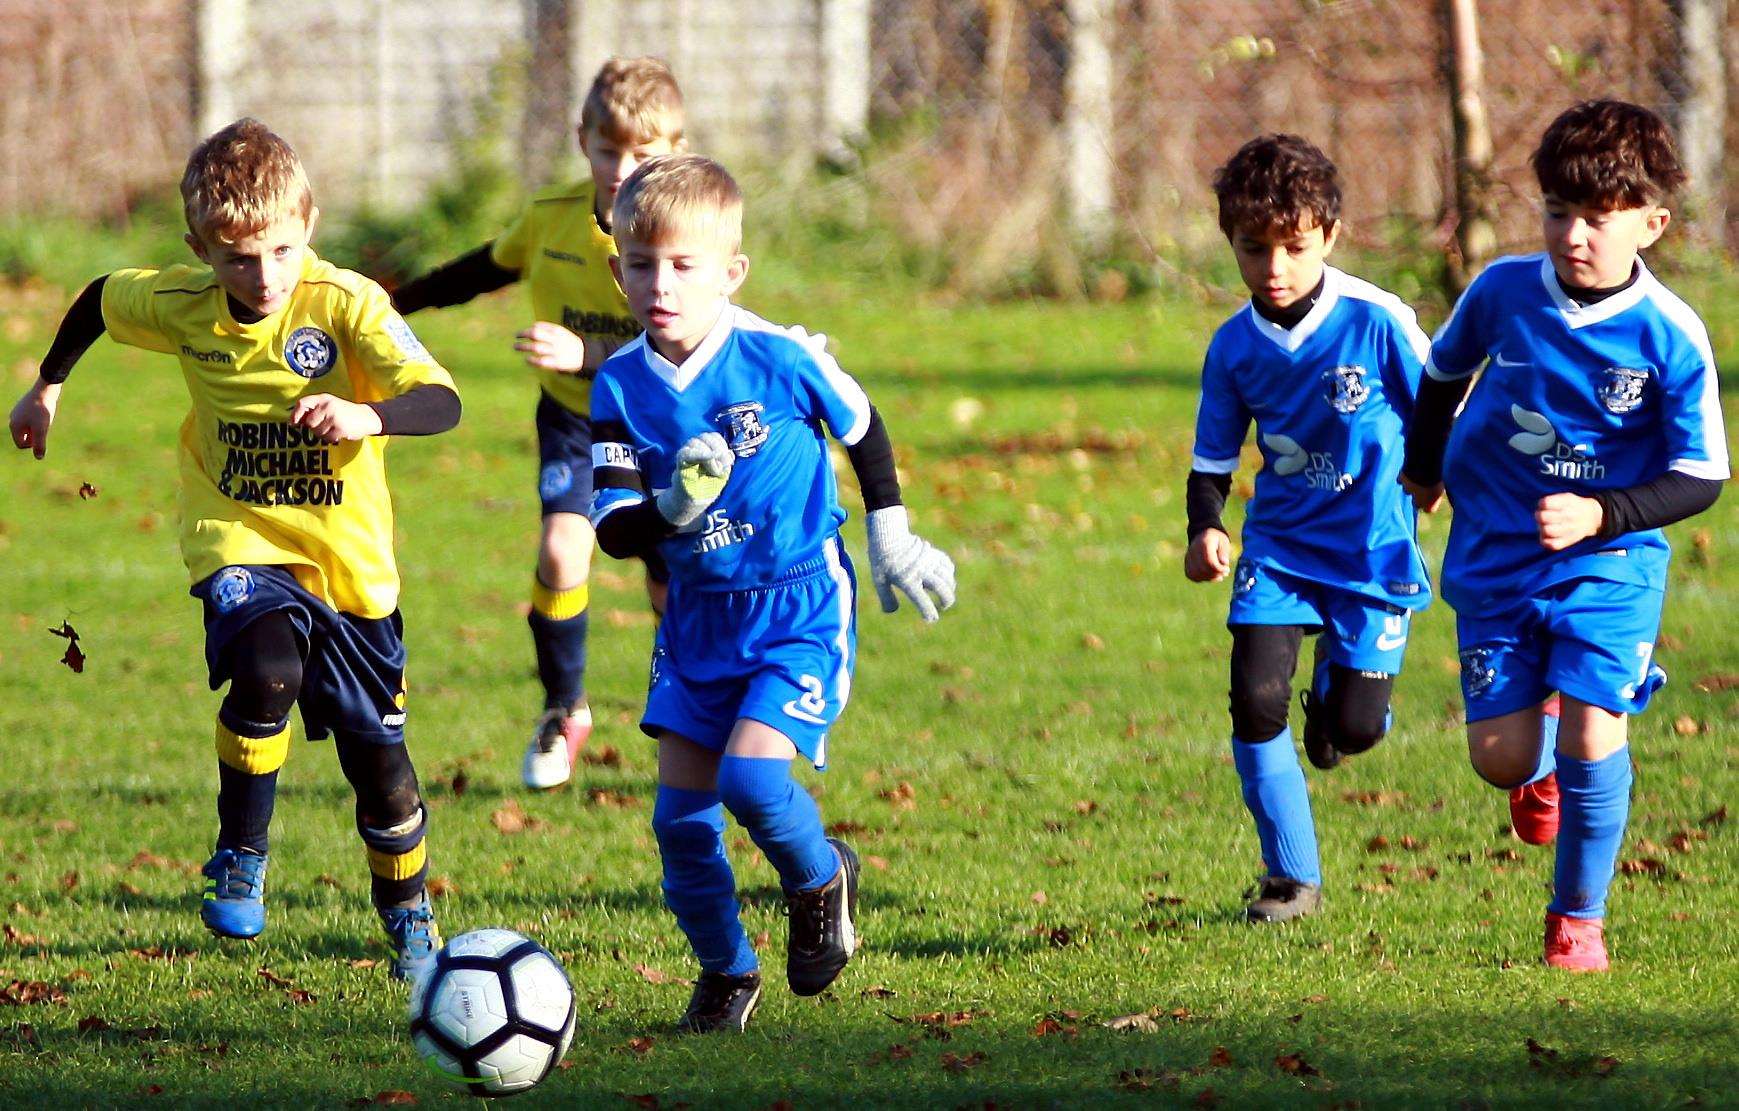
193, 565, 408, 744
534, 390, 668, 583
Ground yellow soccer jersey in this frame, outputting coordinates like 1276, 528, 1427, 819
490, 179, 641, 415
100, 253, 455, 619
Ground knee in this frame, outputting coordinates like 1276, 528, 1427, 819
349, 743, 422, 827
1229, 675, 1292, 742
1331, 695, 1390, 755
714, 757, 791, 826
1468, 741, 1535, 789
225, 650, 302, 724
539, 515, 596, 582
651, 789, 724, 854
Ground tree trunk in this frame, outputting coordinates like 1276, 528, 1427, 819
1442, 0, 1496, 293
1668, 0, 1727, 249
1063, 0, 1114, 248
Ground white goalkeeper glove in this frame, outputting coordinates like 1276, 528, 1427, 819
865, 505, 956, 622
656, 432, 734, 530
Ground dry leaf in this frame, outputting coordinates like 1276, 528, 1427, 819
77, 482, 98, 500
1206, 1046, 1234, 1069
940, 1050, 986, 1072
1103, 1012, 1159, 1033
1275, 1052, 1320, 1077
631, 963, 690, 987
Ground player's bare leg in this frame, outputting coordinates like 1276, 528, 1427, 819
523, 512, 595, 789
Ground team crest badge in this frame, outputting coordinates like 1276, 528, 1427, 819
1597, 367, 1648, 414
210, 566, 255, 614
1231, 558, 1258, 597
1323, 365, 1370, 413
539, 462, 573, 501
284, 327, 337, 378
1459, 647, 1497, 699
715, 401, 768, 458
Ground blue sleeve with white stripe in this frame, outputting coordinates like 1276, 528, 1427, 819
789, 328, 873, 446
1381, 309, 1428, 429
1191, 337, 1249, 474
587, 372, 646, 525
1427, 269, 1494, 381
1658, 323, 1731, 480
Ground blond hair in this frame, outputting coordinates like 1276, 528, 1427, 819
580, 56, 686, 147
612, 154, 743, 253
180, 118, 313, 241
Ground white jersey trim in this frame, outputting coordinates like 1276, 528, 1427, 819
588, 490, 644, 528
1542, 254, 1653, 329
815, 537, 855, 771
1337, 269, 1432, 362
729, 308, 874, 444
1642, 279, 1730, 480
1192, 454, 1240, 474
1243, 266, 1343, 353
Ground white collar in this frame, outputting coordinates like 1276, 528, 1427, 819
643, 304, 738, 391
1244, 266, 1342, 353
1540, 255, 1653, 329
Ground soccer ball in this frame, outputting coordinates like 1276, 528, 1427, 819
408, 928, 576, 1097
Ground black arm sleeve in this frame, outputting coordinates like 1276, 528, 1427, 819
1593, 471, 1723, 539
595, 500, 677, 560
39, 276, 108, 384
1186, 469, 1233, 541
1402, 373, 1475, 486
390, 245, 518, 315
365, 384, 461, 436
845, 407, 903, 512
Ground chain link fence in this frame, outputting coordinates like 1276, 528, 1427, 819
2, 1, 1733, 294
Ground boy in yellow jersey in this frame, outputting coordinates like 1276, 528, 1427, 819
393, 57, 683, 791
8, 119, 460, 982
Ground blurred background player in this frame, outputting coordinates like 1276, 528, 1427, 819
392, 57, 685, 791
590, 155, 955, 1032
8, 119, 459, 981
1185, 135, 1433, 923
1403, 100, 1726, 971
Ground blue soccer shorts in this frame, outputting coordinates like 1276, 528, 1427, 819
193, 565, 408, 744
1456, 577, 1666, 722
641, 541, 857, 770
1227, 558, 1413, 675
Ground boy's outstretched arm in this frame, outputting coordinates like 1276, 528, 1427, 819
849, 407, 956, 622
1183, 469, 1233, 582
390, 245, 518, 315
9, 276, 107, 459
1399, 373, 1472, 511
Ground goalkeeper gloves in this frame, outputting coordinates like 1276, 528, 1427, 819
656, 432, 734, 530
865, 505, 956, 622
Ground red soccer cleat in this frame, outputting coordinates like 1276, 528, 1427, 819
1509, 696, 1563, 845
1544, 912, 1609, 972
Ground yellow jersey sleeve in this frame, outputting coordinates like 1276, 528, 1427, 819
490, 203, 536, 271
344, 279, 457, 399
100, 267, 192, 354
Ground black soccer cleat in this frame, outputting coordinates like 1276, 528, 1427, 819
677, 970, 763, 1033
1244, 875, 1323, 923
785, 838, 859, 997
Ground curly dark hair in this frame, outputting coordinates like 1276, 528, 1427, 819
1213, 134, 1341, 240
1532, 100, 1686, 208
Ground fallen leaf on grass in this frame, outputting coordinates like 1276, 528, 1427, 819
2, 924, 43, 949
1673, 716, 1706, 736
1031, 1016, 1077, 1037
1275, 1051, 1320, 1077
1692, 673, 1739, 693
1700, 805, 1727, 828
631, 963, 690, 987
1618, 858, 1666, 875
127, 946, 196, 963
624, 1035, 654, 1056
940, 1050, 986, 1072
425, 875, 458, 898
76, 1015, 110, 1033
348, 958, 379, 970
1343, 789, 1406, 807
491, 800, 544, 834
1103, 1012, 1159, 1033
588, 788, 638, 809
0, 1024, 39, 1049
47, 621, 85, 674
1205, 1046, 1234, 1069
581, 745, 621, 767
77, 482, 98, 500
860, 985, 897, 999
878, 782, 917, 811
0, 980, 66, 1005
863, 855, 889, 871
257, 967, 316, 1004
1366, 835, 1390, 852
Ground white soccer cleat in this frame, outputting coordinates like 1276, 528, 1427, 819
521, 704, 592, 790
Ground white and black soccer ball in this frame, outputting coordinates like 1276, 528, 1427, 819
408, 928, 576, 1097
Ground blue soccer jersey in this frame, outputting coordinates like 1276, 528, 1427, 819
589, 305, 873, 590
1192, 265, 1432, 610
1428, 254, 1729, 614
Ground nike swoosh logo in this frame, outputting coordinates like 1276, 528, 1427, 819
1376, 633, 1408, 651
1493, 353, 1529, 367
782, 701, 828, 726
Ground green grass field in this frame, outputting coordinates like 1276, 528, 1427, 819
0, 258, 1735, 1109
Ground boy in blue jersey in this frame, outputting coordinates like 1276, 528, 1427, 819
588, 155, 955, 1031
1403, 101, 1726, 971
1185, 135, 1432, 923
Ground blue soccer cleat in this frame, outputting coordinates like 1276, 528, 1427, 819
379, 893, 442, 983
200, 848, 268, 939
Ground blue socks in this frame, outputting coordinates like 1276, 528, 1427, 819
716, 755, 839, 893
651, 786, 756, 975
1232, 730, 1321, 886
1549, 747, 1632, 920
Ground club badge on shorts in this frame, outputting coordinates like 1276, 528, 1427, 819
539, 462, 572, 500
285, 327, 337, 379
210, 566, 256, 614
1459, 646, 1497, 698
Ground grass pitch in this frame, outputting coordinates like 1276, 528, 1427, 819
0, 262, 1735, 1109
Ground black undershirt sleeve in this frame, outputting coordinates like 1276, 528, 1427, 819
390, 245, 519, 316
1186, 469, 1232, 541
595, 500, 675, 559
1402, 373, 1475, 487
1592, 471, 1723, 539
845, 406, 903, 512
365, 384, 461, 436
39, 276, 108, 384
